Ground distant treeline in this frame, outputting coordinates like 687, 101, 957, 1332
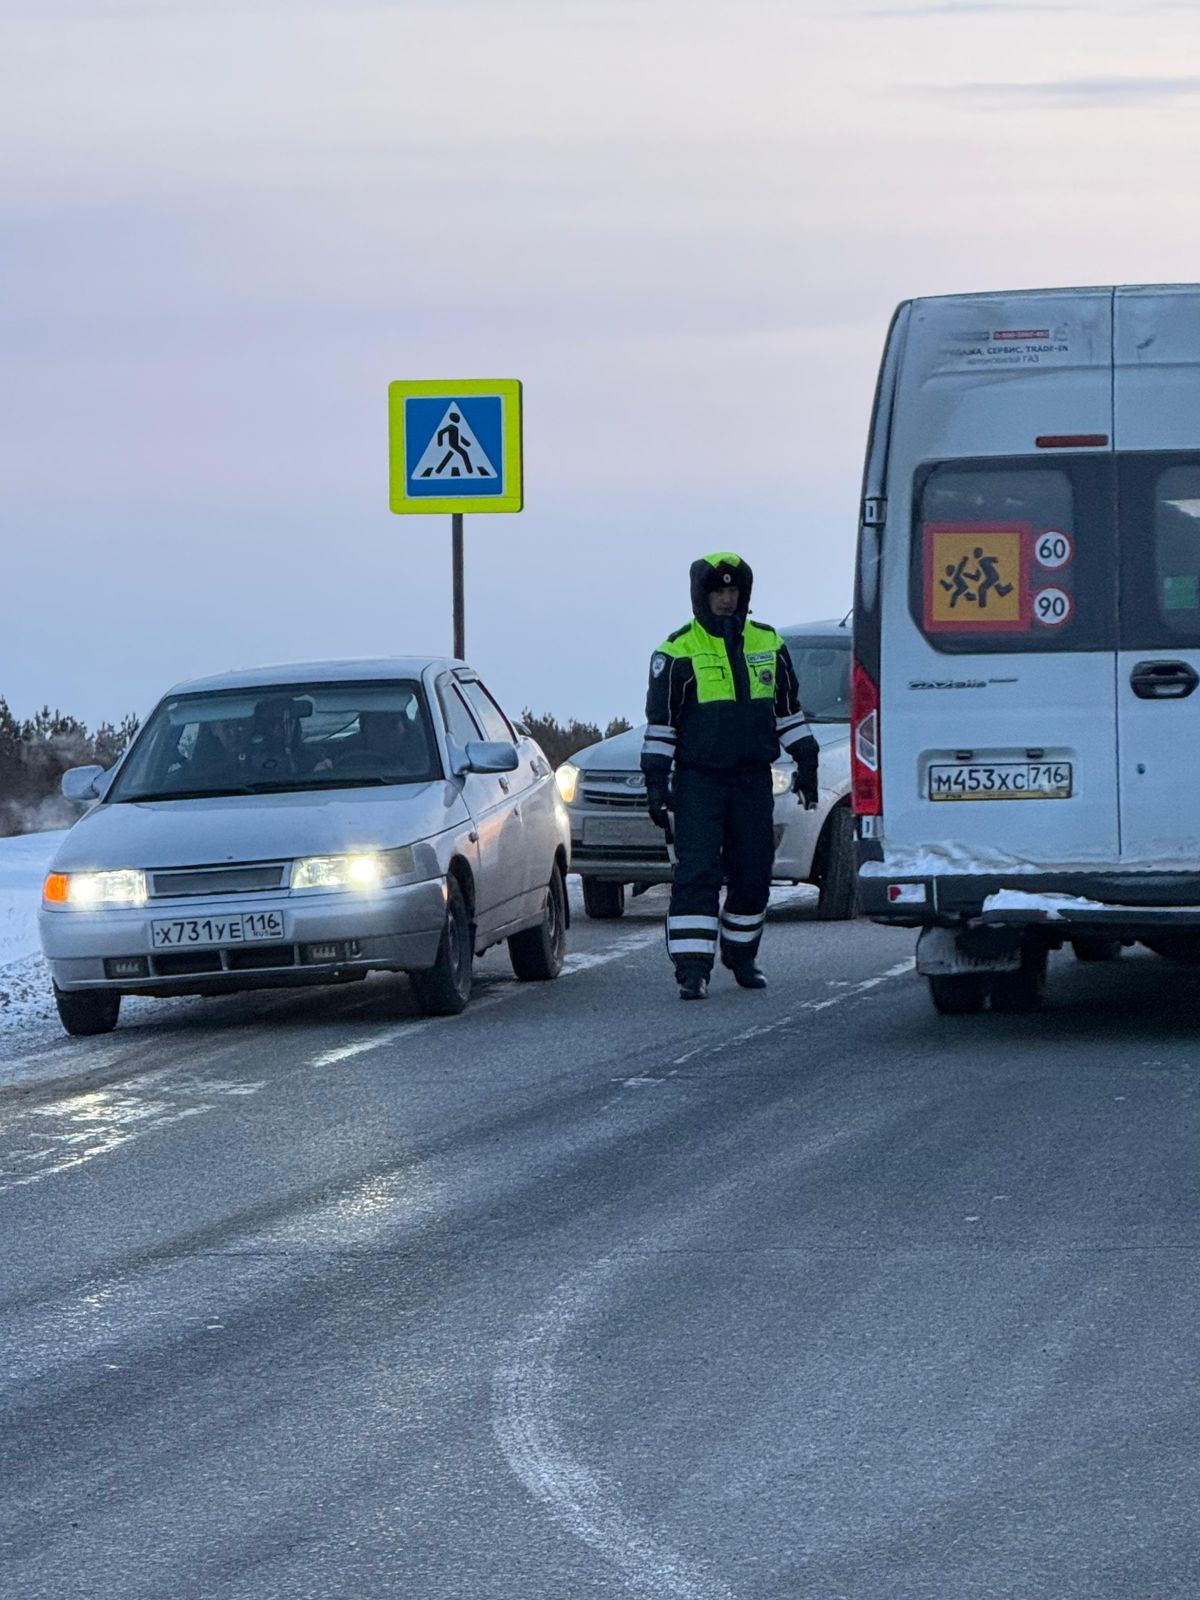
519, 710, 632, 769
0, 697, 633, 836
0, 700, 139, 837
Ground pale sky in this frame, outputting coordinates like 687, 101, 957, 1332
4, 0, 1200, 728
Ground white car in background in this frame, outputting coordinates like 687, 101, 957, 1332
40, 658, 570, 1035
558, 619, 856, 921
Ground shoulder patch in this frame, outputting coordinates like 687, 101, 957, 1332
651, 653, 667, 677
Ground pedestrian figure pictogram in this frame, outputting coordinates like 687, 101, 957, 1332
925, 524, 1027, 633
410, 402, 498, 482
939, 548, 1016, 610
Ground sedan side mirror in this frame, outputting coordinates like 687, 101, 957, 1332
61, 764, 110, 802
464, 740, 519, 775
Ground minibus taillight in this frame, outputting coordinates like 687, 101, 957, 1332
851, 660, 881, 816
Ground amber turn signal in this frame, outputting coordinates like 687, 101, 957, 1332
43, 873, 69, 904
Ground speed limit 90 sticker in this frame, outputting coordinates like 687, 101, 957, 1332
1033, 586, 1073, 627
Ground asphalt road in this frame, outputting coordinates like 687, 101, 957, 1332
3, 886, 1199, 1599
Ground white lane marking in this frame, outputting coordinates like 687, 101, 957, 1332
670, 957, 915, 1066
493, 1258, 735, 1600
312, 929, 665, 1070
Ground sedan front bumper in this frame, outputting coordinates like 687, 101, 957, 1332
39, 876, 449, 993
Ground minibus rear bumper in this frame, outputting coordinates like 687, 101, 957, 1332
858, 855, 1200, 932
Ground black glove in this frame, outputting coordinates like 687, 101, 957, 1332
790, 769, 819, 811
645, 771, 671, 831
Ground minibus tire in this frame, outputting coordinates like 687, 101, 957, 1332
582, 877, 625, 920
816, 808, 858, 921
1071, 936, 1121, 963
990, 949, 1048, 1014
928, 974, 989, 1014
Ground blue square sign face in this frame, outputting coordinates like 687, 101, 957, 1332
404, 395, 505, 500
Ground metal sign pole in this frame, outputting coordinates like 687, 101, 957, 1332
452, 512, 465, 660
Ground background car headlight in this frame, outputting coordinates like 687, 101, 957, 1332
771, 766, 794, 797
555, 762, 580, 804
290, 848, 414, 892
43, 869, 149, 908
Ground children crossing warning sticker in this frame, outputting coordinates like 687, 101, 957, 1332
923, 523, 1032, 633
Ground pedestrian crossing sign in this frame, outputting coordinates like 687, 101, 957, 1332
388, 379, 523, 514
923, 522, 1032, 633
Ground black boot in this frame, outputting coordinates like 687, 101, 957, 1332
731, 962, 767, 989
678, 971, 709, 1001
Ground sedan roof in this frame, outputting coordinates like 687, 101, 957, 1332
781, 618, 851, 644
163, 657, 461, 697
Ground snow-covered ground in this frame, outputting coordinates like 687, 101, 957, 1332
0, 830, 66, 1042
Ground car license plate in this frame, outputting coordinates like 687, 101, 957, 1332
928, 762, 1073, 801
151, 911, 285, 948
584, 816, 661, 846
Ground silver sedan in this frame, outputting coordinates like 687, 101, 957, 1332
39, 658, 571, 1036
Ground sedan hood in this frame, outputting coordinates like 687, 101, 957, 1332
572, 720, 849, 772
50, 781, 468, 871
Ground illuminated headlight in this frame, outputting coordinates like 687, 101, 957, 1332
771, 767, 793, 797
555, 762, 581, 804
43, 869, 149, 908
290, 847, 413, 892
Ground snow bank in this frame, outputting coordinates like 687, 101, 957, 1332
0, 832, 66, 1042
0, 831, 64, 967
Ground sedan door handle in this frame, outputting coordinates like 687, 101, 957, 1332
1130, 660, 1200, 700
498, 776, 510, 792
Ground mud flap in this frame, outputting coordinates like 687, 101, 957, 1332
916, 923, 1023, 977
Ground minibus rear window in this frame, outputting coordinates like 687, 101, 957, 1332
911, 457, 1116, 654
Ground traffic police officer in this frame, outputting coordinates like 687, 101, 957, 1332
641, 552, 819, 1000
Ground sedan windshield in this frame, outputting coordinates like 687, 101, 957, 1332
109, 680, 441, 802
781, 638, 851, 723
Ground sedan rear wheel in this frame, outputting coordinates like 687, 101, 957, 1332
509, 863, 567, 981
54, 984, 121, 1037
410, 877, 473, 1016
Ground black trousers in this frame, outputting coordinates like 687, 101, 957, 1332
666, 764, 774, 977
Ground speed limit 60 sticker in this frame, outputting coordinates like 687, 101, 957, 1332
1035, 530, 1073, 570
1034, 586, 1073, 627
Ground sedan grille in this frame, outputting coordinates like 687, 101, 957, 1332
149, 863, 288, 898
580, 771, 648, 810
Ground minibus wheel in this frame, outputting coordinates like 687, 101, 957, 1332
990, 947, 1048, 1013
928, 974, 989, 1014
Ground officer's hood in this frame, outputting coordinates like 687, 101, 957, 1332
690, 551, 753, 637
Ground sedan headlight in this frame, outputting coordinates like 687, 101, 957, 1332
555, 762, 581, 804
43, 869, 149, 908
290, 847, 414, 892
771, 766, 794, 797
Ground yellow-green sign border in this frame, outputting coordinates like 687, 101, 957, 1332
388, 379, 524, 515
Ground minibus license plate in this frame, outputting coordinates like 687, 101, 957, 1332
151, 911, 285, 948
928, 762, 1072, 801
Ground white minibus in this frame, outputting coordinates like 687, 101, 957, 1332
853, 285, 1200, 1012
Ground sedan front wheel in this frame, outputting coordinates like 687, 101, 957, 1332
410, 877, 473, 1016
509, 863, 567, 981
54, 984, 121, 1037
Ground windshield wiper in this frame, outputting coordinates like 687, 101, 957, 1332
242, 776, 401, 792
115, 786, 258, 802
